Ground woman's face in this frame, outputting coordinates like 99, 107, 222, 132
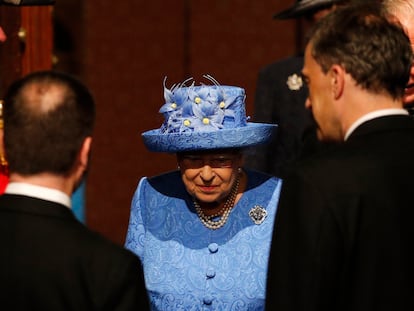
177, 149, 243, 204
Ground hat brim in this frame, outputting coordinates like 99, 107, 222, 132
273, 0, 337, 19
142, 123, 277, 153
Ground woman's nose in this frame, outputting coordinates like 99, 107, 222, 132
199, 164, 215, 181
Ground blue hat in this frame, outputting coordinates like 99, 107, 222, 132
142, 76, 277, 153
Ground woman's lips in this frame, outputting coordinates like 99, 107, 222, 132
198, 185, 218, 193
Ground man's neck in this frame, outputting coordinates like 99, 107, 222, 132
341, 87, 404, 137
8, 172, 73, 196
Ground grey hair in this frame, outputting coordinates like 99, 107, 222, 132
382, 0, 414, 19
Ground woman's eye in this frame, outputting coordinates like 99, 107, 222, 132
210, 158, 233, 168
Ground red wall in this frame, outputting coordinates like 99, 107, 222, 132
74, 0, 298, 244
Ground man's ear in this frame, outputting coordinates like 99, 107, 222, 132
330, 64, 346, 100
79, 137, 92, 169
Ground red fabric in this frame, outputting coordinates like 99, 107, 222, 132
0, 173, 8, 194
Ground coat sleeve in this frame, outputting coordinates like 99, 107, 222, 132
125, 178, 147, 260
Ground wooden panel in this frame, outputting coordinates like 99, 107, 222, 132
82, 0, 186, 244
0, 6, 22, 97
189, 0, 297, 117
0, 6, 53, 97
21, 6, 53, 74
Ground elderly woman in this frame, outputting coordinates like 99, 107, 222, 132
125, 76, 281, 310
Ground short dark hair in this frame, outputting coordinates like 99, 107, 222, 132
3, 70, 95, 175
307, 3, 413, 100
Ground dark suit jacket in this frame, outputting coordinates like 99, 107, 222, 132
266, 115, 414, 311
246, 56, 321, 177
0, 194, 149, 310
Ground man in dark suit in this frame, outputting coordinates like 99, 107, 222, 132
0, 0, 88, 222
0, 71, 149, 310
247, 0, 347, 177
266, 4, 414, 311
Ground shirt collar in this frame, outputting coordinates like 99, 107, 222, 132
344, 108, 408, 141
5, 182, 71, 209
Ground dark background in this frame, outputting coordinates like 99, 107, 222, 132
52, 0, 300, 245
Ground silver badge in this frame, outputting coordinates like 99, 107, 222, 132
286, 73, 303, 91
249, 205, 267, 225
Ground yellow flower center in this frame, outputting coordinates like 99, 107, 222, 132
202, 118, 210, 125
194, 97, 201, 104
219, 101, 225, 109
171, 103, 177, 109
183, 119, 191, 127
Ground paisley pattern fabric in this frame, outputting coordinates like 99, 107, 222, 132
125, 169, 282, 310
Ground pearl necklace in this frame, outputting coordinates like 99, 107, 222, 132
193, 175, 240, 230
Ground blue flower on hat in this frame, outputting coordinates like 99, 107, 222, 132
160, 77, 239, 134
185, 86, 224, 131
216, 89, 243, 126
159, 79, 187, 133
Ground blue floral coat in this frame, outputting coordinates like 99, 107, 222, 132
125, 169, 282, 311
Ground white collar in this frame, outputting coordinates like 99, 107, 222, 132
5, 182, 71, 209
344, 108, 408, 141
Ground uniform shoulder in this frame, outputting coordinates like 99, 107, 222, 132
259, 55, 304, 76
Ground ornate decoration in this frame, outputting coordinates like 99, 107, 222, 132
249, 205, 267, 225
286, 73, 303, 91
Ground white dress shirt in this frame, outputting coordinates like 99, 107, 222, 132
5, 182, 71, 208
344, 108, 408, 141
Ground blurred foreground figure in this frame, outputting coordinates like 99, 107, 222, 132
0, 71, 149, 310
266, 4, 414, 311
0, 0, 86, 223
